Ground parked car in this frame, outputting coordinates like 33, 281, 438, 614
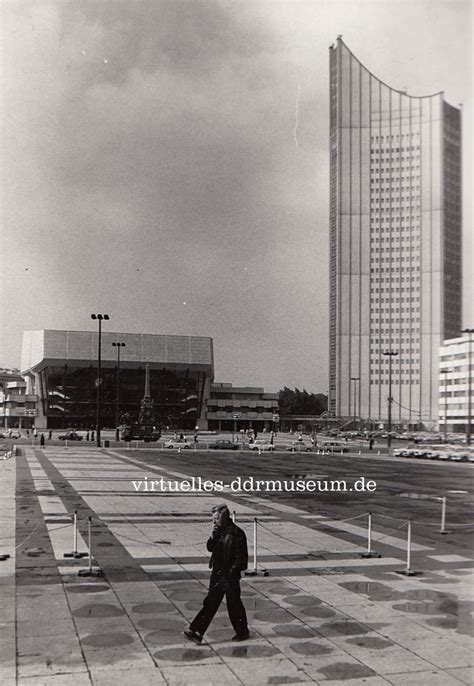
209, 440, 239, 451
286, 441, 313, 452
164, 439, 190, 449
319, 442, 349, 453
0, 431, 21, 439
58, 431, 83, 441
248, 439, 275, 452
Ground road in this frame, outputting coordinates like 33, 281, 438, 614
119, 447, 474, 555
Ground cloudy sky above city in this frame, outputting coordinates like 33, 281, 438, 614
2, 0, 472, 391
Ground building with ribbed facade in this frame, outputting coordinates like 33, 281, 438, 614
328, 38, 462, 427
21, 330, 214, 430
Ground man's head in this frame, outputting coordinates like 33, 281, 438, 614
212, 503, 230, 528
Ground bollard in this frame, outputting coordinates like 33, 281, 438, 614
396, 519, 419, 576
438, 496, 450, 534
78, 516, 103, 577
232, 510, 236, 523
360, 512, 381, 558
358, 450, 361, 455
377, 450, 380, 455
245, 518, 268, 577
64, 510, 87, 558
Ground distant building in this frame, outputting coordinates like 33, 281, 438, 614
439, 335, 473, 434
21, 330, 214, 430
206, 383, 279, 432
0, 369, 37, 430
329, 38, 462, 427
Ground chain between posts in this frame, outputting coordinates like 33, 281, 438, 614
14, 520, 73, 550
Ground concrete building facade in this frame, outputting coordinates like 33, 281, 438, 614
329, 38, 462, 427
439, 335, 473, 435
21, 330, 214, 430
206, 383, 279, 432
0, 369, 37, 430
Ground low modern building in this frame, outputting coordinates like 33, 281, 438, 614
206, 383, 279, 432
439, 335, 473, 435
21, 330, 214, 430
0, 368, 37, 430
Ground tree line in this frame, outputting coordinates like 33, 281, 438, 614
278, 387, 327, 416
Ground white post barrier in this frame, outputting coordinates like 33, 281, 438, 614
87, 517, 92, 572
439, 496, 449, 534
406, 519, 411, 572
245, 518, 268, 577
396, 519, 419, 576
367, 512, 372, 554
232, 510, 236, 523
74, 511, 78, 553
360, 512, 381, 558
252, 517, 257, 572
64, 510, 87, 558
78, 516, 102, 577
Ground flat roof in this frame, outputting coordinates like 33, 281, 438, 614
21, 330, 214, 375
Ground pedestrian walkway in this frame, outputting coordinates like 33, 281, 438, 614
1, 446, 473, 685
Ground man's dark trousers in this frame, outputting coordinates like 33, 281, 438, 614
190, 571, 248, 636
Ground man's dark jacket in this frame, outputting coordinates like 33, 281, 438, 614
207, 521, 248, 578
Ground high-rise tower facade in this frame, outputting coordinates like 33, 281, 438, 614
329, 38, 462, 426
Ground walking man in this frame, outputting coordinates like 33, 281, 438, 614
184, 504, 249, 644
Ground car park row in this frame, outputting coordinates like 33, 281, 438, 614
393, 445, 474, 463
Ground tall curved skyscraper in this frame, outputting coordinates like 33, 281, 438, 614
329, 38, 462, 427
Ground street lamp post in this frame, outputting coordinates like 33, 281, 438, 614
350, 377, 359, 429
440, 368, 450, 444
461, 328, 473, 446
112, 342, 126, 442
91, 314, 109, 448
383, 351, 398, 448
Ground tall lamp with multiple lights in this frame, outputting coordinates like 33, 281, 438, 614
383, 350, 398, 448
91, 314, 109, 447
461, 328, 473, 446
112, 342, 126, 441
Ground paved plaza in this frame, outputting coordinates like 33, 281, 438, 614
1, 445, 473, 685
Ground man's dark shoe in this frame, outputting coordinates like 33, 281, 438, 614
232, 632, 250, 641
183, 629, 202, 644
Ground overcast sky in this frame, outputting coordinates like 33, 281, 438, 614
1, 0, 472, 392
